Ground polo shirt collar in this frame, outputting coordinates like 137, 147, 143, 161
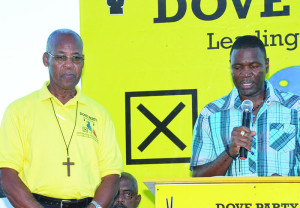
39, 81, 86, 106
226, 79, 278, 111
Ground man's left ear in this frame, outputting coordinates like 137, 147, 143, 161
265, 58, 269, 74
136, 194, 141, 206
43, 52, 49, 67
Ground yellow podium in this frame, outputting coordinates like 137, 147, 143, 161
144, 177, 300, 208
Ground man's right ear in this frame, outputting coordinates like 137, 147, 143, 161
43, 52, 49, 67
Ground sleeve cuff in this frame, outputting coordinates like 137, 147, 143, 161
100, 169, 122, 178
0, 162, 22, 173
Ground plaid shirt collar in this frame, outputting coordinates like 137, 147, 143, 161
225, 80, 281, 111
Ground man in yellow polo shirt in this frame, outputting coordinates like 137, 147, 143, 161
0, 29, 122, 208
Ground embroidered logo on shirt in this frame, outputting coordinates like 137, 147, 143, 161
77, 112, 98, 142
87, 121, 97, 138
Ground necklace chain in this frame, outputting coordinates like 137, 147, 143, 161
50, 99, 78, 156
252, 84, 267, 112
252, 97, 265, 112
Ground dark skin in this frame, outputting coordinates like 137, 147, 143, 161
193, 47, 269, 177
43, 33, 83, 105
0, 31, 119, 208
113, 178, 141, 208
90, 174, 120, 208
1, 168, 43, 208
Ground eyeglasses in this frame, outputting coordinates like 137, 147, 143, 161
118, 191, 137, 200
47, 52, 84, 64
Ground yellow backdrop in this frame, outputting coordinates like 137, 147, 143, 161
80, 1, 300, 207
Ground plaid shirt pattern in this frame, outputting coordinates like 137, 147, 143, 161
190, 80, 300, 176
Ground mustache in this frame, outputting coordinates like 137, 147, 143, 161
113, 203, 127, 208
62, 72, 76, 76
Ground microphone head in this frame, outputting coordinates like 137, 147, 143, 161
241, 100, 253, 112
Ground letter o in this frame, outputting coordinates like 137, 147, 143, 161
192, 0, 227, 21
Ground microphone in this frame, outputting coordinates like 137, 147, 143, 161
240, 100, 253, 159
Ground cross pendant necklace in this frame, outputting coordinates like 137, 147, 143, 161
50, 99, 78, 177
63, 156, 75, 177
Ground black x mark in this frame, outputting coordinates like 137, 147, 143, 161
137, 102, 187, 152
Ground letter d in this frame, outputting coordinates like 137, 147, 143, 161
154, 0, 186, 23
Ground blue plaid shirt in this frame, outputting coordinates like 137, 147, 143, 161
190, 80, 300, 176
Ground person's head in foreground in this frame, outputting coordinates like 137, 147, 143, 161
113, 172, 141, 208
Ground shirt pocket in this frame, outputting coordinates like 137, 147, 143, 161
269, 123, 296, 152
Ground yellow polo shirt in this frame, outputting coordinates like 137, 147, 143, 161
0, 81, 122, 199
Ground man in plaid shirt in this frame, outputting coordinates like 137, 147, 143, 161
190, 35, 300, 176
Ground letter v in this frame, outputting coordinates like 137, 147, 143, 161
232, 0, 252, 19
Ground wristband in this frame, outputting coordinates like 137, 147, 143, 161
225, 146, 238, 160
90, 200, 103, 208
